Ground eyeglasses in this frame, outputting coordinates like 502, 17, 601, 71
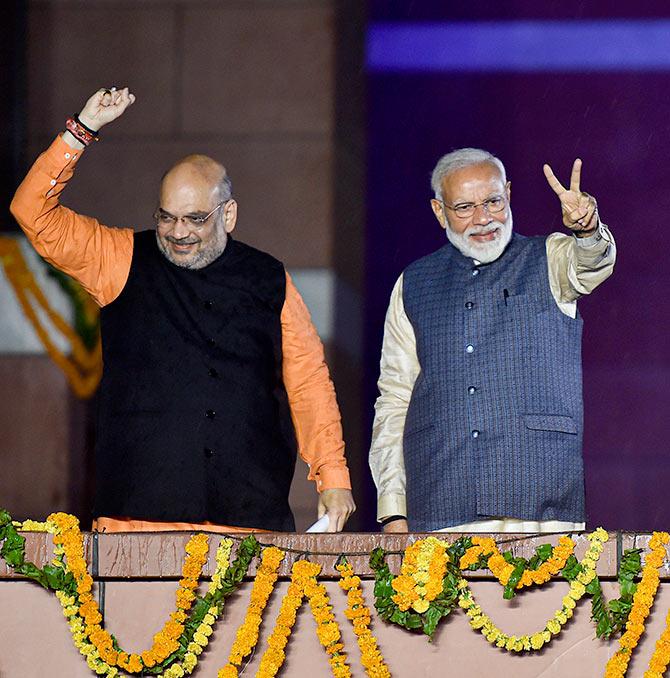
439, 195, 507, 219
154, 200, 229, 228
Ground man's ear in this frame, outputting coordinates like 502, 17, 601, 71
223, 200, 237, 233
430, 199, 447, 230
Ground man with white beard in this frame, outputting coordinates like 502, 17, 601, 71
369, 148, 615, 533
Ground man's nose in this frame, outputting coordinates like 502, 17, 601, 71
472, 204, 491, 225
172, 218, 191, 239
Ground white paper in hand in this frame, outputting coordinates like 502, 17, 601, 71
306, 514, 330, 533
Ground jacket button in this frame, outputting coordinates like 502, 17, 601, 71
465, 301, 474, 309
468, 386, 477, 394
466, 344, 474, 353
204, 447, 214, 458
206, 338, 217, 348
471, 268, 480, 277
208, 367, 219, 378
471, 430, 480, 439
205, 409, 216, 419
204, 300, 214, 310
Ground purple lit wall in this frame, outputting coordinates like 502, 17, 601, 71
364, 1, 670, 530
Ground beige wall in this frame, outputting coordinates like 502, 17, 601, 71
1, 0, 366, 530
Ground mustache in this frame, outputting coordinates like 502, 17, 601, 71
165, 235, 201, 245
467, 225, 499, 238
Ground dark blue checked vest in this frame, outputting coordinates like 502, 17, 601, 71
94, 232, 297, 530
402, 233, 585, 531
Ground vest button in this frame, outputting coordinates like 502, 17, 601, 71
205, 409, 216, 419
471, 430, 480, 439
204, 447, 214, 458
468, 386, 477, 394
206, 338, 217, 348
466, 344, 474, 353
465, 301, 474, 309
471, 268, 480, 276
204, 300, 214, 310
208, 367, 219, 378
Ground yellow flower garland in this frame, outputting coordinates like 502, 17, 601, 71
218, 546, 285, 677
645, 603, 670, 678
49, 512, 209, 674
391, 536, 447, 613
460, 535, 575, 589
255, 559, 351, 678
157, 538, 233, 678
0, 237, 102, 398
605, 531, 670, 678
337, 561, 391, 678
457, 528, 608, 653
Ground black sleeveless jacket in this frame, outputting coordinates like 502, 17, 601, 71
93, 231, 297, 530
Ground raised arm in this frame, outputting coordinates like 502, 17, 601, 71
543, 159, 616, 308
10, 88, 137, 306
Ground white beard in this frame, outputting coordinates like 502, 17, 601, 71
445, 212, 513, 263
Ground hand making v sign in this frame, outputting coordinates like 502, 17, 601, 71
543, 159, 599, 238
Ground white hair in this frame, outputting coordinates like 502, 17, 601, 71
431, 148, 506, 200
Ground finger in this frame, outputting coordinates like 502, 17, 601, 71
570, 158, 582, 193
568, 206, 589, 224
326, 512, 339, 533
579, 201, 597, 228
317, 498, 326, 520
543, 164, 566, 196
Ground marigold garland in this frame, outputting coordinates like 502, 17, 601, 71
49, 512, 210, 673
457, 528, 609, 653
459, 535, 575, 589
254, 559, 351, 678
0, 237, 102, 398
337, 560, 391, 678
391, 536, 448, 613
156, 538, 233, 678
218, 545, 285, 677
7, 510, 670, 677
605, 532, 670, 678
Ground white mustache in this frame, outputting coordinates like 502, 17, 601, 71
467, 226, 498, 238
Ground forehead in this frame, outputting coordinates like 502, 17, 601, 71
441, 162, 505, 201
160, 167, 219, 212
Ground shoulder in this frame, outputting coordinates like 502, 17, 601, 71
404, 245, 450, 277
229, 238, 285, 273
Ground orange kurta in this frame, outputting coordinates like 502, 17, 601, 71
11, 135, 351, 533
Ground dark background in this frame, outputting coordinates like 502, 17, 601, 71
364, 0, 670, 530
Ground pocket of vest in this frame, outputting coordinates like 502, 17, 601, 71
404, 422, 435, 438
522, 414, 578, 435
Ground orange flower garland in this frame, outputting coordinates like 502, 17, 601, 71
218, 546, 285, 677
0, 237, 102, 398
49, 512, 209, 673
391, 536, 448, 613
255, 560, 351, 678
645, 604, 670, 678
605, 531, 670, 678
459, 535, 575, 589
337, 561, 390, 678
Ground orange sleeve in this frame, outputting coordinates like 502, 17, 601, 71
281, 272, 351, 491
9, 134, 134, 307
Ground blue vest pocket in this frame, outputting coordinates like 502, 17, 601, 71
523, 414, 578, 435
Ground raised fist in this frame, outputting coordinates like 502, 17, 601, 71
77, 87, 136, 132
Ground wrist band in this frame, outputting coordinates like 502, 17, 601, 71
74, 115, 99, 137
65, 117, 99, 146
380, 515, 406, 526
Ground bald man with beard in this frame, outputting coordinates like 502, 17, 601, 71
11, 87, 355, 533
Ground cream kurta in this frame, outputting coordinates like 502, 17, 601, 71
370, 225, 616, 532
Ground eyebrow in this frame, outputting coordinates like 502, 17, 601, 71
158, 207, 210, 217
